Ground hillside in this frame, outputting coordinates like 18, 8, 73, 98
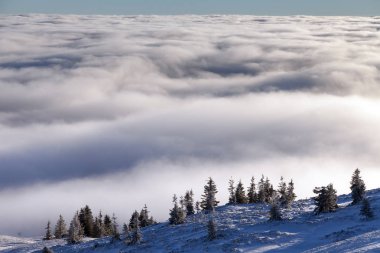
2, 189, 380, 253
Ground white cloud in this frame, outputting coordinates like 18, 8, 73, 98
0, 14, 380, 235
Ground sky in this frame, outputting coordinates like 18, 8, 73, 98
0, 0, 380, 15
1, 13, 380, 236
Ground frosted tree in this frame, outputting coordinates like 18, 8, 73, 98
112, 213, 120, 240
195, 201, 200, 214
277, 176, 287, 206
247, 176, 258, 204
54, 215, 67, 239
269, 202, 282, 221
68, 212, 84, 244
103, 214, 113, 236
235, 180, 247, 204
139, 205, 150, 227
169, 194, 186, 225
313, 184, 338, 214
264, 177, 275, 203
200, 177, 219, 213
93, 217, 104, 238
285, 179, 296, 208
184, 190, 195, 216
129, 211, 140, 230
129, 213, 142, 245
123, 223, 130, 242
257, 175, 266, 203
228, 178, 237, 205
79, 205, 94, 237
44, 221, 53, 240
360, 198, 374, 219
207, 218, 217, 241
350, 168, 366, 205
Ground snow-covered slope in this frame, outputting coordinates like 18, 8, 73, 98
2, 189, 380, 253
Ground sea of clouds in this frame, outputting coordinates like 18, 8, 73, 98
0, 14, 380, 235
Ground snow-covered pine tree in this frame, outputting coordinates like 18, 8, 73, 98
129, 214, 142, 245
264, 177, 275, 203
269, 202, 282, 221
313, 184, 338, 214
235, 180, 247, 204
93, 217, 104, 238
68, 212, 84, 244
139, 205, 150, 227
112, 213, 120, 240
195, 201, 200, 214
44, 221, 53, 240
350, 168, 366, 205
247, 176, 258, 204
257, 175, 266, 203
228, 178, 237, 205
200, 177, 219, 212
360, 198, 374, 219
78, 205, 94, 237
184, 190, 195, 216
277, 176, 287, 206
207, 218, 217, 241
129, 211, 140, 230
103, 214, 113, 236
169, 194, 186, 225
54, 215, 67, 239
285, 179, 296, 208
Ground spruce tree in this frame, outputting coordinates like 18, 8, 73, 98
207, 218, 217, 241
139, 205, 150, 227
277, 177, 287, 206
235, 180, 247, 204
93, 217, 104, 238
68, 212, 84, 244
228, 178, 237, 205
269, 203, 282, 221
44, 221, 53, 240
169, 195, 186, 225
247, 176, 258, 204
129, 214, 142, 245
360, 198, 374, 220
285, 179, 296, 208
78, 205, 94, 237
184, 190, 195, 216
313, 184, 338, 214
112, 213, 120, 240
350, 168, 366, 205
129, 211, 140, 230
103, 214, 113, 236
195, 201, 200, 214
54, 215, 67, 239
200, 177, 219, 212
264, 177, 275, 203
257, 175, 266, 203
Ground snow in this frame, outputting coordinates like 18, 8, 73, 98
2, 189, 380, 252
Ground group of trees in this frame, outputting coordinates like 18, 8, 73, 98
44, 204, 155, 245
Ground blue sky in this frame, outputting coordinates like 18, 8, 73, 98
0, 0, 379, 15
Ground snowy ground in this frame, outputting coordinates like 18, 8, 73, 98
1, 189, 380, 252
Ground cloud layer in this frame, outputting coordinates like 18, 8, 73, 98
1, 14, 380, 235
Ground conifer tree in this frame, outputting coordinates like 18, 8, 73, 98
54, 215, 67, 239
313, 184, 338, 214
93, 217, 104, 238
44, 221, 53, 240
285, 179, 296, 208
360, 198, 374, 220
247, 176, 258, 204
277, 176, 287, 206
257, 175, 266, 203
129, 211, 140, 230
68, 212, 84, 244
79, 205, 94, 237
195, 201, 200, 214
129, 213, 142, 245
200, 177, 219, 212
269, 202, 282, 221
228, 178, 237, 205
264, 177, 275, 203
139, 205, 150, 227
235, 180, 247, 204
111, 213, 120, 240
350, 168, 366, 205
103, 214, 113, 236
169, 195, 186, 225
184, 190, 195, 216
207, 218, 217, 241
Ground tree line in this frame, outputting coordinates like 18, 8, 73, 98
43, 168, 374, 248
